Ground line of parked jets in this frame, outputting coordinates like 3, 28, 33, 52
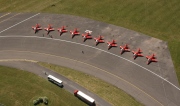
32, 23, 158, 65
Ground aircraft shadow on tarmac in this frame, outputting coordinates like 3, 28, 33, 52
35, 29, 42, 34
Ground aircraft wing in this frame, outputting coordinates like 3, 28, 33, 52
146, 56, 150, 59
152, 56, 156, 59
37, 28, 42, 30
120, 46, 123, 49
86, 36, 92, 39
151, 59, 157, 62
99, 40, 104, 43
62, 30, 67, 33
112, 44, 117, 47
137, 54, 143, 57
132, 51, 136, 54
49, 28, 54, 31
125, 49, 130, 51
74, 32, 80, 35
44, 28, 48, 30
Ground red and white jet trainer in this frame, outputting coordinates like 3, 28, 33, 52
32, 23, 42, 34
44, 24, 55, 35
70, 28, 80, 39
107, 40, 117, 50
132, 48, 143, 60
82, 32, 92, 42
146, 54, 158, 65
94, 35, 104, 46
57, 26, 68, 36
119, 44, 130, 55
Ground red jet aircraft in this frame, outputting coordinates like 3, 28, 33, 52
82, 32, 92, 42
32, 23, 42, 34
132, 48, 143, 60
44, 24, 55, 35
119, 44, 130, 55
94, 35, 104, 46
146, 54, 158, 65
57, 26, 68, 36
107, 40, 117, 50
70, 28, 80, 39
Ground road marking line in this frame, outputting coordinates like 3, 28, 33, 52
0, 51, 163, 106
0, 35, 179, 91
0, 59, 37, 63
0, 13, 10, 19
0, 13, 21, 24
0, 13, 40, 34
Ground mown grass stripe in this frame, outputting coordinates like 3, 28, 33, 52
0, 65, 86, 106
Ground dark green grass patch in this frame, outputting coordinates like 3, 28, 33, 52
169, 41, 180, 80
0, 65, 86, 106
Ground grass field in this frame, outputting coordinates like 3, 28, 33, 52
38, 62, 144, 106
0, 0, 179, 83
0, 65, 86, 106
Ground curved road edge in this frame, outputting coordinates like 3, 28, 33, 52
0, 51, 162, 106
0, 60, 111, 106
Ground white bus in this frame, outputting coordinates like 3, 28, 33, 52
47, 75, 63, 87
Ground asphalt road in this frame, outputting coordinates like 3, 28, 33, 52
0, 61, 110, 106
0, 13, 179, 106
